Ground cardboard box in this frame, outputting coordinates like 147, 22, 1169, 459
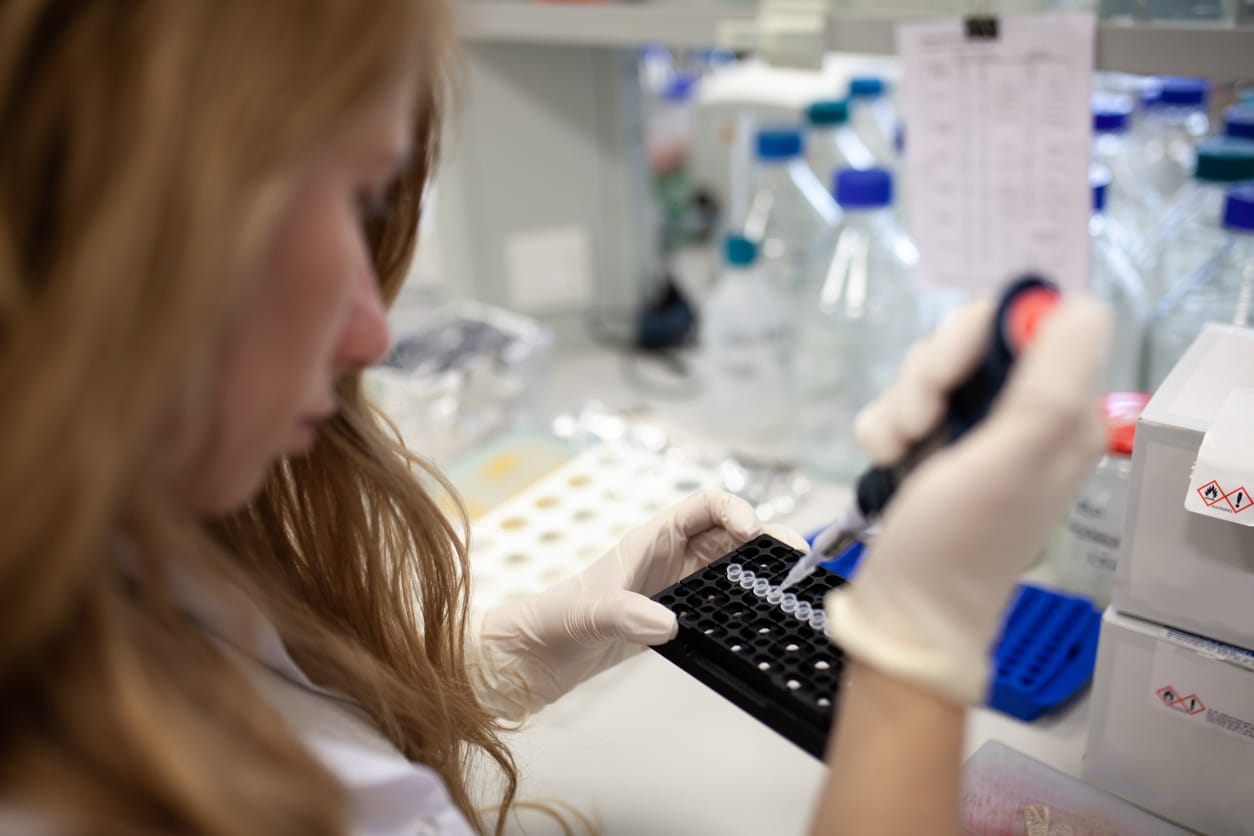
1115, 324, 1254, 650
1084, 608, 1254, 835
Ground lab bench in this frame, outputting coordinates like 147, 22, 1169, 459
473, 341, 1092, 836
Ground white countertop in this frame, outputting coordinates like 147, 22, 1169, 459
497, 649, 1091, 836
483, 341, 1093, 835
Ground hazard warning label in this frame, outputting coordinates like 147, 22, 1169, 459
1186, 470, 1254, 526
1193, 480, 1251, 513
1185, 387, 1254, 526
1156, 684, 1207, 715
1228, 486, 1251, 513
1152, 635, 1254, 745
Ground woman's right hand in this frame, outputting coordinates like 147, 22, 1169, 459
823, 296, 1112, 705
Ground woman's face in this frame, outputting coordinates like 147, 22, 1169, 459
184, 83, 415, 514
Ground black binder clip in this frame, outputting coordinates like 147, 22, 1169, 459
965, 15, 999, 39
965, 1, 999, 39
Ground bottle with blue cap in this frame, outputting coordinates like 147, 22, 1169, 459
701, 235, 793, 455
1148, 137, 1254, 303
847, 75, 898, 166
1226, 105, 1254, 142
1140, 76, 1211, 203
1090, 166, 1148, 393
791, 168, 919, 479
804, 99, 874, 186
637, 45, 673, 98
1091, 95, 1162, 260
742, 126, 839, 291
1146, 186, 1254, 390
1125, 75, 1164, 156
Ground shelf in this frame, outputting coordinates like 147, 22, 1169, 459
458, 3, 1254, 78
1094, 21, 1254, 78
825, 16, 1254, 78
457, 2, 754, 49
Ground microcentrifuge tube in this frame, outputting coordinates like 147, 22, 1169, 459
795, 601, 812, 621
726, 563, 743, 581
752, 578, 770, 597
766, 586, 783, 605
780, 593, 798, 614
738, 570, 756, 590
809, 612, 827, 631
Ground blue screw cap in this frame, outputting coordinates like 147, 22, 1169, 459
849, 76, 885, 99
725, 235, 758, 266
756, 127, 804, 160
1090, 164, 1112, 213
1225, 105, 1254, 142
834, 167, 893, 209
1224, 186, 1254, 234
1193, 137, 1254, 184
806, 99, 850, 127
663, 71, 700, 102
1158, 76, 1208, 107
1093, 107, 1130, 134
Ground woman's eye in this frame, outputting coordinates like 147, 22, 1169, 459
355, 186, 389, 224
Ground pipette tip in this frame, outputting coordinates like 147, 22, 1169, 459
778, 556, 817, 591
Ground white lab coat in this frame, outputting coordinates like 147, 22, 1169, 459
1, 561, 477, 835
180, 575, 479, 836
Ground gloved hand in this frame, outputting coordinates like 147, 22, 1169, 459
470, 490, 808, 720
824, 296, 1112, 705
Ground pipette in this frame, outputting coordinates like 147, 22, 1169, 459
779, 275, 1062, 590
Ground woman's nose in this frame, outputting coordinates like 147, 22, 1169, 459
335, 266, 391, 372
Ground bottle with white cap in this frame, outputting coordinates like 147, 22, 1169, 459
804, 99, 875, 187
742, 126, 840, 291
792, 168, 919, 480
1146, 185, 1254, 390
1148, 137, 1254, 304
1090, 168, 1148, 393
702, 235, 792, 455
847, 76, 898, 167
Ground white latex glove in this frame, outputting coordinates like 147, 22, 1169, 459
853, 298, 998, 466
825, 296, 1112, 705
471, 490, 808, 720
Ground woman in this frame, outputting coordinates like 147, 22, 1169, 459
0, 3, 805, 833
0, 1, 1110, 834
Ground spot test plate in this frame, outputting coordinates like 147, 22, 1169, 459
467, 441, 718, 612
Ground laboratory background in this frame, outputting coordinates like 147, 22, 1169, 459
372, 2, 1253, 834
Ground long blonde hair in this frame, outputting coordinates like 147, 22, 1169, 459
0, 2, 518, 833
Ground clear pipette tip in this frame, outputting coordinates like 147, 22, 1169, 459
779, 551, 821, 591
778, 500, 868, 591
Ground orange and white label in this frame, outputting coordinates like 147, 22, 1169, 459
1150, 630, 1254, 745
1185, 389, 1254, 527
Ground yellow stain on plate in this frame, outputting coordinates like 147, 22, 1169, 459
442, 431, 576, 521
481, 452, 521, 481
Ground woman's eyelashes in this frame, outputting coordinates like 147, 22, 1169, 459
354, 183, 391, 226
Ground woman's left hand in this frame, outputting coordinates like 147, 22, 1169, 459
470, 490, 808, 720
